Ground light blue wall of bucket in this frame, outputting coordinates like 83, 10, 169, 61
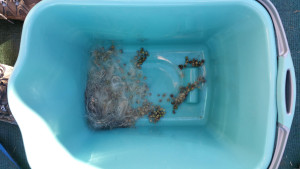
8, 0, 278, 169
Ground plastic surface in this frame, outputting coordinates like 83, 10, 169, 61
277, 53, 296, 128
8, 0, 278, 169
269, 124, 289, 169
257, 0, 289, 56
258, 1, 296, 168
183, 68, 199, 104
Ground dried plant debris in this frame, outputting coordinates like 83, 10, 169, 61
85, 45, 162, 129
135, 48, 149, 69
171, 77, 206, 114
172, 56, 206, 113
86, 47, 207, 129
178, 56, 205, 70
149, 106, 166, 123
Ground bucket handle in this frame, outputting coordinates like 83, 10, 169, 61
257, 0, 296, 129
269, 53, 296, 168
257, 0, 296, 128
257, 1, 296, 169
276, 54, 296, 128
268, 54, 296, 169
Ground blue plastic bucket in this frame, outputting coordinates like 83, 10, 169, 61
8, 0, 296, 169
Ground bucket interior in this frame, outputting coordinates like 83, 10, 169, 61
12, 1, 277, 169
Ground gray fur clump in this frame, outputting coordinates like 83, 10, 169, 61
85, 46, 153, 129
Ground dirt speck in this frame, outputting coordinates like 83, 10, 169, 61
293, 10, 300, 13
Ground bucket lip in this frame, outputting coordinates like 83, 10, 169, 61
9, 0, 278, 169
257, 0, 290, 57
